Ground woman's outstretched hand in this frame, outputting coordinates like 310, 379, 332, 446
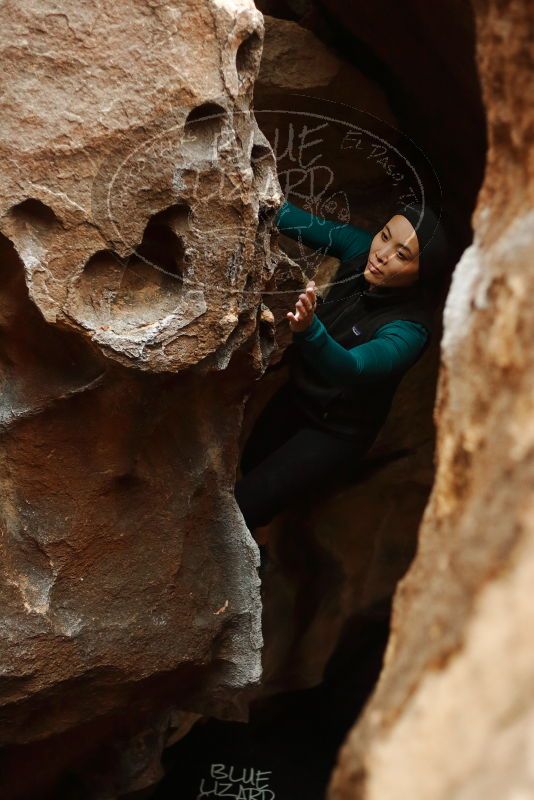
287, 280, 317, 333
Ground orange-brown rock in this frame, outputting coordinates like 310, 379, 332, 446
0, 1, 285, 793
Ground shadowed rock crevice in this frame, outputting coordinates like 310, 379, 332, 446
183, 103, 229, 161
236, 30, 263, 88
0, 232, 108, 427
72, 203, 193, 333
7, 198, 62, 240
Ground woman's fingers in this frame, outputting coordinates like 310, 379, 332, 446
287, 283, 317, 331
297, 296, 314, 316
287, 308, 304, 328
287, 311, 303, 330
299, 293, 313, 313
296, 300, 310, 321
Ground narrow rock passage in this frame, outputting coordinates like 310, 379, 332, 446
153, 601, 391, 800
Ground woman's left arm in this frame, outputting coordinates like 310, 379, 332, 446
292, 317, 429, 385
276, 200, 372, 261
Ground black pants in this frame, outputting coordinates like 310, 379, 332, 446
234, 382, 369, 530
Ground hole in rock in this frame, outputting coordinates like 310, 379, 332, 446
76, 205, 191, 328
110, 472, 144, 490
251, 143, 273, 182
183, 102, 227, 160
236, 30, 262, 84
256, 204, 279, 250
8, 198, 61, 239
258, 204, 278, 226
136, 207, 188, 280
80, 250, 179, 322
0, 232, 106, 397
243, 271, 255, 296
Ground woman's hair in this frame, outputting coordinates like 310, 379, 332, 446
394, 203, 451, 295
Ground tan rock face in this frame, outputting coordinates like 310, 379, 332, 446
1, 0, 282, 372
0, 0, 284, 759
328, 0, 534, 797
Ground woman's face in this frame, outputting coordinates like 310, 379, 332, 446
364, 214, 420, 288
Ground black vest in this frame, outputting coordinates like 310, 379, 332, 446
287, 252, 435, 445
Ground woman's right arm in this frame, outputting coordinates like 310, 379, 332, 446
275, 200, 372, 262
292, 315, 429, 386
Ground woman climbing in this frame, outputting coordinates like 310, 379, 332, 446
234, 198, 449, 562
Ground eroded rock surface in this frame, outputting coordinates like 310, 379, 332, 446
1, 0, 284, 372
0, 0, 287, 793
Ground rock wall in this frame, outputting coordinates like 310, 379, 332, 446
328, 0, 534, 797
0, 0, 286, 794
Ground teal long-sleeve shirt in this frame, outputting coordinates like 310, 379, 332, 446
275, 200, 429, 385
